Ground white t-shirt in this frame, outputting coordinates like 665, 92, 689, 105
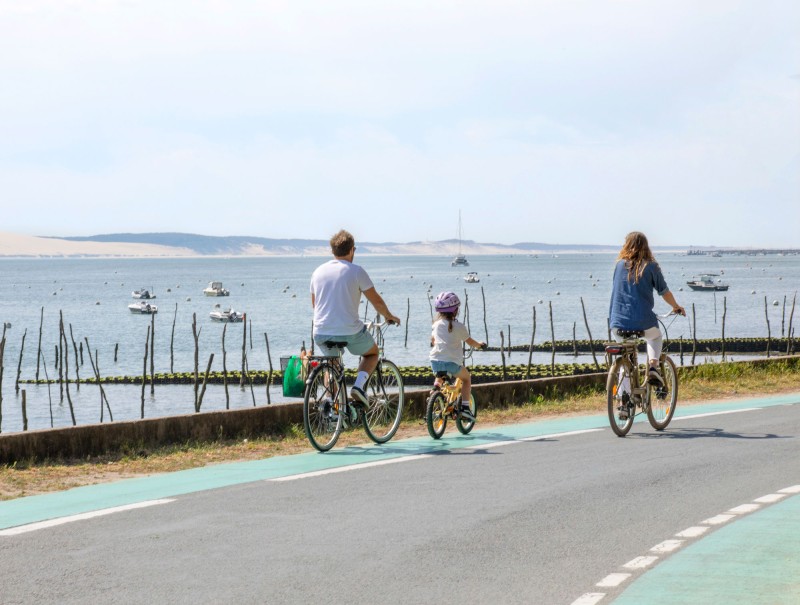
310, 260, 374, 336
429, 318, 470, 364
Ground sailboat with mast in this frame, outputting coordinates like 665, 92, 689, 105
451, 210, 469, 267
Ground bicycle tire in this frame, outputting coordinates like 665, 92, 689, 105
425, 390, 448, 439
455, 393, 477, 435
362, 360, 405, 444
303, 364, 344, 452
647, 356, 678, 430
607, 358, 634, 437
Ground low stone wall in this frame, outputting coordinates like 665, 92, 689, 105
1, 355, 797, 463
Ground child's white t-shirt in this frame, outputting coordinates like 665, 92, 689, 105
429, 318, 470, 364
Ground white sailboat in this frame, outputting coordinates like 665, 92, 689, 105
451, 210, 469, 267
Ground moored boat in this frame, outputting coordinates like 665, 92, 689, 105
131, 287, 156, 299
203, 281, 230, 296
209, 305, 244, 322
128, 301, 158, 314
464, 272, 480, 283
686, 274, 729, 291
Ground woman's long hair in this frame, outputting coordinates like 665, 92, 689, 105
617, 231, 655, 283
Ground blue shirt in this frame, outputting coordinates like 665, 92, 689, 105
609, 260, 669, 331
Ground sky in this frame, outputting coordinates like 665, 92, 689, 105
1, 0, 798, 248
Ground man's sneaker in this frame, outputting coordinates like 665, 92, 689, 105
350, 385, 369, 408
617, 405, 629, 420
647, 367, 664, 387
459, 405, 476, 423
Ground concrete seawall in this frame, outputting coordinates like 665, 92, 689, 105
1, 356, 797, 463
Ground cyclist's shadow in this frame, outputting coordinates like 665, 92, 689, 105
630, 427, 790, 440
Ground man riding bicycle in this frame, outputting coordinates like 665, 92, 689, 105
310, 229, 402, 408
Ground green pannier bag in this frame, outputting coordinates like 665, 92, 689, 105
282, 355, 305, 397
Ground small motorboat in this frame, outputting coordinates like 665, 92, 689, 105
132, 287, 156, 299
203, 281, 230, 296
686, 274, 729, 291
464, 272, 480, 283
210, 305, 244, 323
128, 301, 158, 314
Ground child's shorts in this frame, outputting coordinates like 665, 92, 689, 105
430, 360, 463, 377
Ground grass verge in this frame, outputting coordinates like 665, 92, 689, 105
2, 360, 799, 502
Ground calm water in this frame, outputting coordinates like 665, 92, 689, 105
1, 253, 798, 432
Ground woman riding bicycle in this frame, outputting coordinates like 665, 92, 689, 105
609, 232, 685, 386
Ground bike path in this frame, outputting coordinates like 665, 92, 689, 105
1, 391, 798, 531
614, 491, 800, 604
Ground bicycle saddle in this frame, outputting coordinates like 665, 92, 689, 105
616, 329, 645, 338
323, 340, 348, 348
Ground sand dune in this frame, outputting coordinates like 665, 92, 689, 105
0, 232, 196, 258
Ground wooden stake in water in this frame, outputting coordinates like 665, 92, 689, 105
782, 295, 787, 337
40, 349, 53, 427
507, 324, 511, 358
691, 303, 697, 365
264, 332, 273, 405
549, 301, 556, 377
15, 328, 27, 394
499, 330, 507, 381
84, 338, 112, 422
198, 353, 215, 411
170, 302, 178, 374
35, 306, 43, 381
222, 323, 229, 409
150, 312, 155, 396
581, 297, 600, 370
721, 296, 727, 360
764, 296, 772, 358
481, 286, 488, 345
60, 311, 75, 426
404, 298, 410, 348
572, 322, 577, 357
787, 292, 796, 356
192, 313, 200, 411
0, 330, 5, 433
114, 343, 118, 363
141, 324, 150, 419
526, 306, 536, 380
21, 389, 27, 432
68, 324, 80, 391
240, 313, 247, 389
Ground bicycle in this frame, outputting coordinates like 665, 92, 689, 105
425, 346, 482, 439
605, 313, 682, 437
302, 321, 405, 452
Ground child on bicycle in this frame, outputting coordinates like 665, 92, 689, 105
430, 291, 486, 422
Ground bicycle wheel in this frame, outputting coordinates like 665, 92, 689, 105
303, 364, 344, 452
607, 358, 634, 437
362, 360, 405, 444
456, 393, 477, 435
647, 356, 678, 430
426, 390, 448, 439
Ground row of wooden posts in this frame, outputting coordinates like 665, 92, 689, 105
0, 290, 796, 433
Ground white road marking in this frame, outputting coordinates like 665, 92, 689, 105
0, 499, 175, 536
571, 593, 606, 605
754, 493, 787, 504
596, 573, 631, 587
623, 555, 658, 569
778, 485, 800, 494
676, 526, 709, 538
674, 408, 758, 421
650, 539, 684, 553
702, 514, 736, 525
271, 454, 433, 481
273, 429, 603, 481
728, 503, 761, 514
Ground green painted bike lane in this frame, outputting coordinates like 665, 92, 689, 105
1, 392, 798, 532
614, 492, 800, 604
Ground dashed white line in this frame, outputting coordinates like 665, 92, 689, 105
650, 539, 684, 554
728, 503, 761, 514
754, 493, 787, 504
596, 573, 631, 587
0, 499, 175, 536
623, 555, 659, 569
570, 483, 800, 604
676, 526, 709, 538
571, 593, 606, 605
702, 513, 736, 525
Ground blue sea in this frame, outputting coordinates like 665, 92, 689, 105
1, 253, 798, 432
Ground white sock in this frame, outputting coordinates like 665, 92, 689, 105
354, 371, 369, 389
461, 399, 470, 408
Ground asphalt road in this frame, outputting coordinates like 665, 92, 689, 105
1, 393, 799, 604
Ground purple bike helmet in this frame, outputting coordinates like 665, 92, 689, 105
434, 291, 460, 313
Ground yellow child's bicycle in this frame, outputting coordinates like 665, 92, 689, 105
425, 347, 481, 439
